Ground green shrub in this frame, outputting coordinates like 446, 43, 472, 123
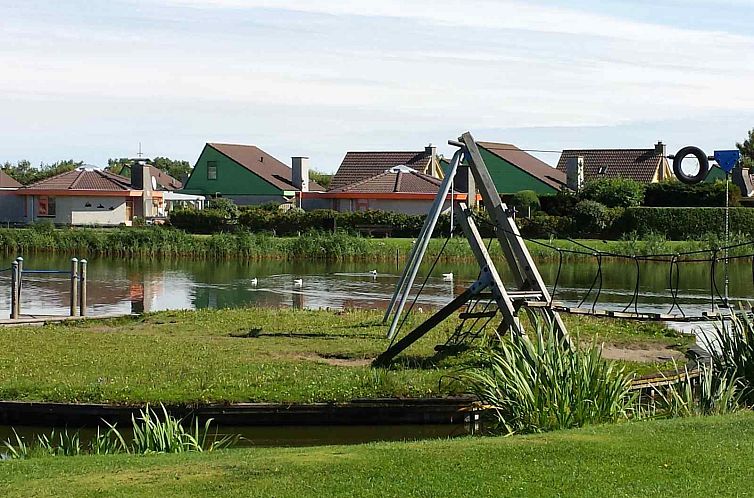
623, 207, 754, 240
581, 178, 646, 208
461, 319, 635, 434
540, 191, 578, 217
573, 200, 612, 237
169, 208, 233, 234
518, 213, 572, 239
511, 190, 540, 216
644, 181, 739, 207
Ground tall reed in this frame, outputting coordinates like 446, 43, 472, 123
461, 319, 635, 434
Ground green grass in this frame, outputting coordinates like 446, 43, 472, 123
1, 413, 753, 497
0, 226, 724, 261
0, 309, 691, 405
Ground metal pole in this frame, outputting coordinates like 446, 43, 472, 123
15, 256, 23, 306
724, 173, 730, 307
450, 180, 454, 238
79, 259, 87, 317
386, 149, 463, 340
10, 261, 18, 319
70, 258, 79, 317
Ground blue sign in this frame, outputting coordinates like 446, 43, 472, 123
714, 150, 741, 174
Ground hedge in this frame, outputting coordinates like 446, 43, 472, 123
643, 181, 738, 207
622, 207, 754, 240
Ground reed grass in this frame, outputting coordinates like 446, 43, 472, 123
461, 318, 636, 434
1, 404, 235, 460
0, 226, 722, 261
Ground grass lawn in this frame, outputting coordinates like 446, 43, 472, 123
0, 412, 751, 497
0, 308, 692, 405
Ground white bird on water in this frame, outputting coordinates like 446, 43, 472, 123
369, 269, 378, 278
251, 278, 258, 286
442, 273, 454, 281
293, 278, 303, 287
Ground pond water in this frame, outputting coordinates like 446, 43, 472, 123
0, 423, 477, 451
0, 254, 750, 326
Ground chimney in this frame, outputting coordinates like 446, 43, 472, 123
655, 141, 667, 157
425, 143, 437, 158
566, 156, 584, 192
292, 157, 310, 192
130, 160, 149, 190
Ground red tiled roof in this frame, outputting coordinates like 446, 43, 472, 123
556, 148, 664, 184
208, 143, 324, 192
328, 168, 443, 194
478, 142, 566, 191
0, 170, 22, 188
330, 151, 432, 191
22, 169, 132, 192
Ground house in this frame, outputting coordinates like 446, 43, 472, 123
556, 142, 672, 188
0, 171, 23, 224
475, 142, 566, 195
329, 145, 443, 191
181, 143, 324, 206
17, 165, 171, 226
322, 165, 471, 215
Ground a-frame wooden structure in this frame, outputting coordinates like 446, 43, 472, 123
375, 132, 569, 366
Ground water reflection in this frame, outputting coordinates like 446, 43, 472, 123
0, 255, 751, 324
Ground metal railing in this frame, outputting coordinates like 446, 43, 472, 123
8, 256, 87, 319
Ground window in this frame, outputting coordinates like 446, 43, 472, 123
37, 196, 56, 217
598, 165, 608, 175
207, 161, 218, 180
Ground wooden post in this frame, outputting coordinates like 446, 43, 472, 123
10, 261, 18, 319
79, 259, 87, 317
70, 258, 79, 317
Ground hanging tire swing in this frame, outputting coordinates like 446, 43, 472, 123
672, 146, 710, 184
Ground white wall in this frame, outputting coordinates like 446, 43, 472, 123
331, 198, 452, 216
26, 195, 130, 226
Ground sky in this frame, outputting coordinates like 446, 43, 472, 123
1, 0, 754, 172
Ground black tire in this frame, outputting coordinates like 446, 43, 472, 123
673, 146, 709, 184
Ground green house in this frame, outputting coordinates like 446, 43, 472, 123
441, 141, 566, 195
182, 143, 323, 205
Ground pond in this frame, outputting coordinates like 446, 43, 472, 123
0, 254, 750, 325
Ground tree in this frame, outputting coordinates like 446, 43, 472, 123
309, 170, 332, 190
1, 159, 81, 185
737, 128, 754, 169
511, 190, 540, 217
107, 157, 192, 181
581, 178, 645, 208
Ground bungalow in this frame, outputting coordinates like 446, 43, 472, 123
556, 142, 672, 189
18, 164, 171, 226
329, 145, 443, 192
181, 143, 324, 206
322, 165, 471, 215
0, 171, 23, 224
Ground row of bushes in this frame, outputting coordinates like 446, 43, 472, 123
519, 207, 754, 240
170, 207, 461, 237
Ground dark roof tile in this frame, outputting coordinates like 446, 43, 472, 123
208, 143, 324, 192
0, 171, 22, 188
556, 148, 664, 184
22, 169, 132, 191
330, 151, 432, 191
329, 168, 443, 194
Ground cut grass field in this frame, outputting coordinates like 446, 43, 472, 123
1, 412, 752, 497
0, 308, 693, 404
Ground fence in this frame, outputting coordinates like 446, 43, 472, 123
5, 256, 88, 319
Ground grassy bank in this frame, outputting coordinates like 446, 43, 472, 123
1, 412, 752, 497
0, 227, 729, 262
0, 308, 690, 405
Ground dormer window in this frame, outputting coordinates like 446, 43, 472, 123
598, 165, 608, 175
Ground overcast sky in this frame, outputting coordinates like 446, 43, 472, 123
2, 0, 753, 172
